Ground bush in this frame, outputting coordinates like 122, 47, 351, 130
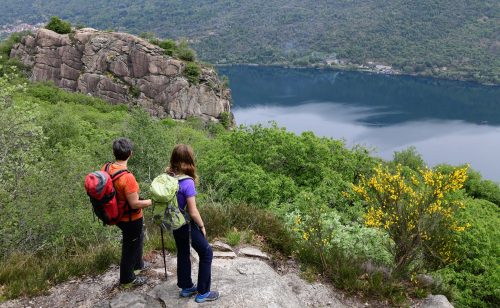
129, 85, 141, 98
159, 39, 176, 56
225, 228, 242, 246
352, 164, 469, 276
435, 164, 500, 206
200, 203, 294, 254
434, 199, 499, 308
184, 62, 201, 84
176, 40, 196, 61
45, 16, 72, 35
218, 111, 231, 129
0, 32, 28, 58
392, 146, 426, 171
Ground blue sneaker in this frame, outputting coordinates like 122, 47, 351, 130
180, 284, 197, 297
195, 291, 220, 303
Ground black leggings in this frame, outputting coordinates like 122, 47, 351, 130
117, 217, 144, 284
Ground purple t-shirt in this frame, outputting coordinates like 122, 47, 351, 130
177, 178, 197, 211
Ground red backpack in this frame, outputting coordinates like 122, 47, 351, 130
84, 163, 130, 225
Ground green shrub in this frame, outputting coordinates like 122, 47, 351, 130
225, 229, 242, 246
221, 75, 230, 88
353, 164, 469, 276
159, 39, 176, 56
200, 203, 294, 255
176, 40, 196, 61
0, 32, 28, 58
184, 62, 201, 84
218, 111, 231, 129
436, 164, 500, 206
45, 16, 72, 35
129, 85, 141, 98
392, 146, 426, 171
434, 199, 500, 308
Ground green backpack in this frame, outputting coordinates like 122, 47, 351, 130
150, 173, 192, 231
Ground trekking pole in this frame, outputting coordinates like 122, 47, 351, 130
160, 225, 168, 279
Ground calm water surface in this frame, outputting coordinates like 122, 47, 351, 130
218, 65, 500, 182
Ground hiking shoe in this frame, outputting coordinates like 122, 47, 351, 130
134, 261, 152, 275
195, 291, 220, 303
179, 284, 197, 297
120, 276, 148, 288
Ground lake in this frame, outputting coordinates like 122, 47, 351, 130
217, 65, 500, 182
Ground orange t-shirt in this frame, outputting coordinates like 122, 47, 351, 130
103, 163, 143, 222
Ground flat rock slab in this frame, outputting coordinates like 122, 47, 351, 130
151, 258, 346, 307
417, 295, 454, 308
213, 251, 237, 259
239, 247, 270, 260
0, 251, 358, 308
108, 292, 163, 308
211, 241, 233, 252
282, 273, 347, 307
151, 268, 174, 277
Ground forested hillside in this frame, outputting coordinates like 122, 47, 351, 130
1, 0, 498, 83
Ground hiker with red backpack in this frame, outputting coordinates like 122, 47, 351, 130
85, 138, 152, 287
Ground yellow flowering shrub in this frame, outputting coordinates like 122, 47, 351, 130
352, 164, 469, 276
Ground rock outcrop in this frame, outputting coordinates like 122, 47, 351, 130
10, 28, 232, 121
0, 246, 354, 308
0, 243, 453, 307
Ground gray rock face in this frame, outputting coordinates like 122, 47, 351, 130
212, 241, 233, 252
109, 292, 163, 308
150, 257, 348, 308
418, 295, 454, 308
239, 247, 270, 260
10, 28, 232, 121
416, 274, 435, 288
213, 251, 237, 259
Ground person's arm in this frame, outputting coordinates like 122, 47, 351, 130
126, 192, 152, 209
186, 196, 206, 238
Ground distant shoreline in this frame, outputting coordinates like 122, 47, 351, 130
215, 63, 499, 87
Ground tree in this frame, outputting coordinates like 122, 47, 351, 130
0, 67, 44, 204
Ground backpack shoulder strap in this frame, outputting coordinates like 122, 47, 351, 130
103, 162, 112, 173
176, 175, 193, 181
103, 162, 130, 181
110, 169, 130, 181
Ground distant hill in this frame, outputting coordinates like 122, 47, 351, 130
1, 0, 499, 83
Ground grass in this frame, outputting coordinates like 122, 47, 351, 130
0, 243, 119, 300
225, 228, 241, 246
199, 202, 294, 255
143, 221, 177, 253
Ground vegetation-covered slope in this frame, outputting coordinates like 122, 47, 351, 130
1, 0, 499, 83
1, 34, 499, 306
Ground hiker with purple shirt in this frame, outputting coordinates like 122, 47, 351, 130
166, 144, 219, 303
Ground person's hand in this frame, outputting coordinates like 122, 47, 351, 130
145, 199, 152, 208
200, 225, 207, 238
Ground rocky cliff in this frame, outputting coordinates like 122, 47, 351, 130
10, 28, 232, 121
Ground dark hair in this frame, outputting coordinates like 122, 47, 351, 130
168, 144, 198, 182
113, 138, 133, 160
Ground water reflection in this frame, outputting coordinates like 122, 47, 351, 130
218, 66, 500, 182
234, 104, 500, 181
219, 65, 500, 125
